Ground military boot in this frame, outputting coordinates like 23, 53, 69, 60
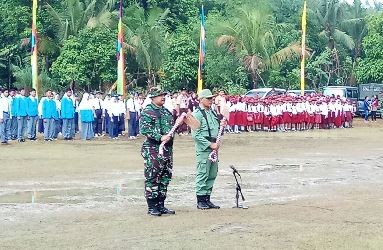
197, 195, 210, 210
158, 196, 175, 215
206, 195, 220, 209
147, 198, 161, 216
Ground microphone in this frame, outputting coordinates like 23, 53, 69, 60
230, 165, 240, 176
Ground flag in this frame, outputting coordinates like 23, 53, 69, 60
116, 0, 126, 97
31, 0, 39, 97
197, 5, 206, 94
300, 0, 307, 96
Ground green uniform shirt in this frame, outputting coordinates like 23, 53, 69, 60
192, 106, 220, 152
140, 103, 173, 147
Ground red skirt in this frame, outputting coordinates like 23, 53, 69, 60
263, 115, 271, 127
315, 114, 321, 124
283, 112, 291, 123
345, 111, 352, 122
228, 112, 236, 126
254, 113, 262, 124
271, 116, 279, 127
247, 112, 255, 126
234, 111, 242, 126
334, 111, 342, 127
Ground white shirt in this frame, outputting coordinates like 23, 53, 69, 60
126, 98, 141, 113
0, 95, 10, 119
108, 101, 121, 117
93, 98, 103, 110
38, 97, 47, 117
176, 94, 189, 109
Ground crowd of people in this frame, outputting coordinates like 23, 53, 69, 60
363, 95, 380, 122
0, 86, 359, 145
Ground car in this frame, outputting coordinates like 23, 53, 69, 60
244, 88, 286, 99
287, 89, 317, 96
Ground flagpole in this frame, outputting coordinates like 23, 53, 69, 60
300, 0, 307, 96
117, 0, 126, 98
31, 0, 39, 98
197, 5, 206, 94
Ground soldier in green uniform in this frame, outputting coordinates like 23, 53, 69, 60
140, 88, 176, 216
192, 89, 226, 209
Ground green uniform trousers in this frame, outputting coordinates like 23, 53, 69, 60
195, 151, 218, 196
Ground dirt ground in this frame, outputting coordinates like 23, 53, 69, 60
1, 119, 383, 249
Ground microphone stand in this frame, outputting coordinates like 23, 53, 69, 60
232, 168, 248, 209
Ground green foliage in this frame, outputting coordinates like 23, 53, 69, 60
51, 27, 116, 91
0, 0, 378, 91
355, 13, 383, 83
161, 32, 198, 91
123, 5, 169, 88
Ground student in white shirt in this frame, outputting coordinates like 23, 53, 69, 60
126, 93, 141, 139
0, 89, 11, 144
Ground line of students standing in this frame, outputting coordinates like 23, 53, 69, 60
0, 87, 143, 144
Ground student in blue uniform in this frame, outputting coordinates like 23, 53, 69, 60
42, 90, 58, 141
15, 88, 28, 142
26, 88, 39, 140
61, 88, 75, 140
79, 93, 95, 140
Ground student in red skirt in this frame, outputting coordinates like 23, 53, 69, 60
263, 101, 271, 131
314, 101, 322, 129
320, 100, 329, 129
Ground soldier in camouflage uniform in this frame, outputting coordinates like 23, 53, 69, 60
192, 89, 225, 210
139, 88, 176, 216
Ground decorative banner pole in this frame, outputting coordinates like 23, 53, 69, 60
197, 5, 206, 94
117, 0, 126, 98
31, 0, 39, 97
300, 0, 307, 96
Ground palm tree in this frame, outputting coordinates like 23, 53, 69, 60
313, 0, 355, 50
217, 7, 305, 89
45, 0, 116, 42
123, 5, 169, 88
342, 0, 367, 61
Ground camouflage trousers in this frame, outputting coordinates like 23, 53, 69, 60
142, 145, 173, 199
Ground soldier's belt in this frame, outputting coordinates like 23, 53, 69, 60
204, 137, 217, 143
146, 138, 174, 147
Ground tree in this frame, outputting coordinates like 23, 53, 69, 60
45, 0, 116, 43
217, 6, 304, 88
162, 31, 198, 91
51, 27, 116, 91
123, 5, 169, 88
355, 12, 383, 84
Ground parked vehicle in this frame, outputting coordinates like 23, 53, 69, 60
287, 89, 317, 96
244, 88, 286, 99
323, 86, 361, 115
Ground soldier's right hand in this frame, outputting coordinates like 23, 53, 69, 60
161, 134, 171, 142
210, 143, 218, 150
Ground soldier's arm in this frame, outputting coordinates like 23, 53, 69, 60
139, 110, 162, 142
191, 110, 211, 151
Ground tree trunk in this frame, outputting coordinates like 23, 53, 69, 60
250, 70, 258, 89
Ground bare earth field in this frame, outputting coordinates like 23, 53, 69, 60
1, 119, 383, 249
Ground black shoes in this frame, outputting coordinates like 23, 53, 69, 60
158, 197, 175, 215
197, 195, 220, 209
206, 195, 220, 209
147, 198, 161, 216
197, 195, 210, 210
147, 197, 176, 216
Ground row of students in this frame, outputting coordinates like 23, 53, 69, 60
224, 96, 355, 133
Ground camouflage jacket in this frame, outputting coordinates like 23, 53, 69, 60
139, 103, 174, 153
